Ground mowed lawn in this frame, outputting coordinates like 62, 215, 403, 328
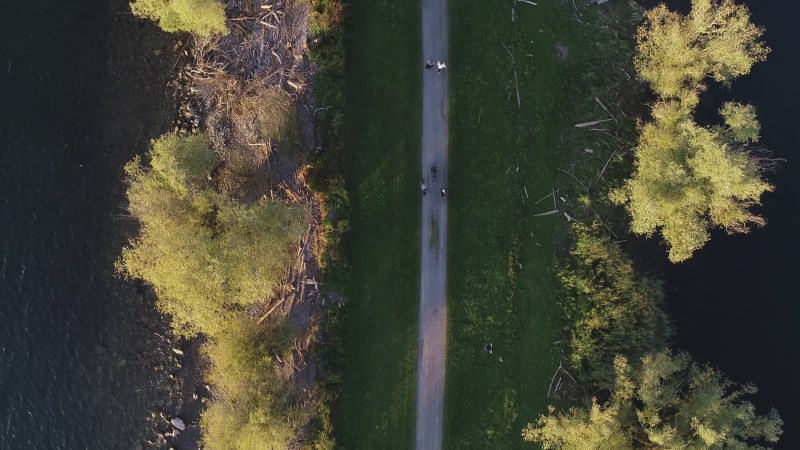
336, 0, 422, 448
444, 1, 636, 448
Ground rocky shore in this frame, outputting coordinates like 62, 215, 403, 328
89, 1, 210, 448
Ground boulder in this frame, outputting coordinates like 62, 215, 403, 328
170, 417, 186, 431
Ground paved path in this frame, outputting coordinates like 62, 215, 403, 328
415, 0, 448, 448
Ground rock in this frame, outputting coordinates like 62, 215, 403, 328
170, 417, 186, 431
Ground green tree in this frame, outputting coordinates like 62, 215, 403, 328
130, 0, 228, 36
614, 0, 773, 263
635, 0, 769, 98
559, 223, 671, 383
117, 132, 306, 336
610, 101, 772, 262
524, 351, 783, 449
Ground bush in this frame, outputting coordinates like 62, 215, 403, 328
201, 317, 306, 450
559, 223, 671, 383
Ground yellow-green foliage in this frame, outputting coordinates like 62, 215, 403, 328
611, 101, 772, 262
130, 0, 228, 36
524, 352, 783, 449
613, 0, 772, 263
118, 132, 307, 336
635, 0, 769, 98
201, 317, 308, 450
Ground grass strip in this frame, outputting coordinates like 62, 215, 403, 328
335, 1, 422, 448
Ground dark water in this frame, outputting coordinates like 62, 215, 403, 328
0, 0, 196, 449
633, 1, 800, 448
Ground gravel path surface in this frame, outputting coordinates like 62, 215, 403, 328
415, 0, 448, 448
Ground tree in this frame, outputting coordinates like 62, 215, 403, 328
610, 102, 773, 262
613, 0, 773, 263
130, 0, 228, 36
117, 132, 307, 336
559, 223, 671, 383
635, 0, 769, 98
524, 351, 783, 449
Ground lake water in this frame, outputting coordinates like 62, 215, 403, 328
0, 0, 197, 448
634, 1, 799, 448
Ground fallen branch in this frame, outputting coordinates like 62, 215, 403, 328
258, 298, 286, 324
574, 118, 613, 128
595, 149, 618, 182
534, 209, 558, 217
534, 187, 561, 205
595, 96, 617, 124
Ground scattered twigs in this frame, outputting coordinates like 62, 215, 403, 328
594, 210, 618, 239
534, 187, 561, 205
501, 42, 516, 65
559, 168, 589, 191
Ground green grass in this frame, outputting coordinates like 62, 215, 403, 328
445, 1, 642, 448
335, 0, 422, 448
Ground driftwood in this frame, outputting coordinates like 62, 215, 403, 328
574, 118, 613, 128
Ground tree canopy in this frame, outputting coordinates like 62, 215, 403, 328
612, 0, 772, 262
117, 132, 307, 336
524, 351, 783, 449
611, 100, 773, 262
635, 0, 769, 99
130, 0, 229, 36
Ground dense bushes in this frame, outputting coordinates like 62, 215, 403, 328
201, 318, 307, 449
558, 223, 671, 384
